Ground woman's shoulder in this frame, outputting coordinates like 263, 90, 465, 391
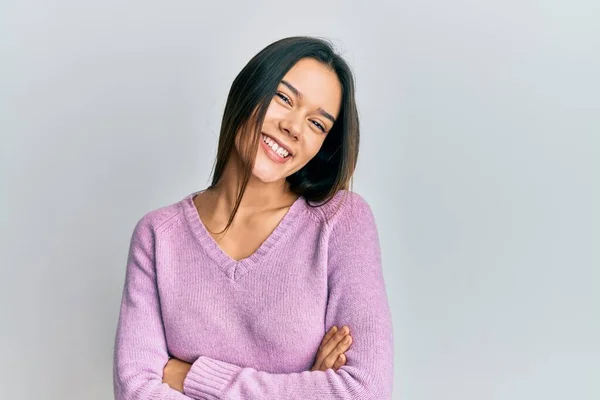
308, 189, 375, 228
131, 194, 189, 236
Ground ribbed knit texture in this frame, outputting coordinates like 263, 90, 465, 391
113, 189, 394, 400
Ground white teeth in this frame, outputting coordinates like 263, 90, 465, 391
262, 134, 290, 158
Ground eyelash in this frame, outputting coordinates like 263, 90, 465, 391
276, 92, 292, 105
275, 92, 327, 133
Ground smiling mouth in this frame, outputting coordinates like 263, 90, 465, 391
261, 134, 292, 158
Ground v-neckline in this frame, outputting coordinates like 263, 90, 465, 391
182, 189, 306, 281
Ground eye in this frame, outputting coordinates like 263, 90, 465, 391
276, 92, 292, 106
311, 120, 326, 133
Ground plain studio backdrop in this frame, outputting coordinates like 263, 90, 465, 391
1, 1, 598, 399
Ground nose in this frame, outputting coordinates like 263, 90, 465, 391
279, 111, 302, 140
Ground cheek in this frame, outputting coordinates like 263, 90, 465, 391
300, 136, 326, 162
263, 103, 285, 125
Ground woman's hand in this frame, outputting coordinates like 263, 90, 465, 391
163, 326, 353, 389
311, 325, 353, 372
162, 357, 192, 393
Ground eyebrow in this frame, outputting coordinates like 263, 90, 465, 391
280, 80, 337, 124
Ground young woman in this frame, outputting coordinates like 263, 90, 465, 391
113, 36, 394, 399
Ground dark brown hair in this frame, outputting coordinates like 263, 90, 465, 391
208, 36, 360, 233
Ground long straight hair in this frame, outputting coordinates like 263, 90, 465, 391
208, 36, 360, 233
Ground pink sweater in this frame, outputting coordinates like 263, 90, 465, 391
113, 189, 394, 399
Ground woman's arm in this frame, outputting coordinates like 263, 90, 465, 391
113, 215, 193, 400
182, 193, 394, 400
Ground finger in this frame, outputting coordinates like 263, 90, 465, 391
318, 326, 338, 351
327, 335, 352, 367
322, 334, 350, 367
321, 352, 336, 370
314, 326, 342, 367
316, 327, 350, 364
315, 329, 348, 368
324, 334, 353, 370
314, 326, 351, 370
333, 325, 350, 342
322, 345, 345, 370
333, 354, 346, 370
323, 325, 349, 350
335, 334, 352, 352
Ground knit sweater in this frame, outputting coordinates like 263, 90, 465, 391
113, 189, 394, 400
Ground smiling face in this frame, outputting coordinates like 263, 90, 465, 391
235, 58, 343, 184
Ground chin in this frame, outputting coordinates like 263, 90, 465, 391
252, 173, 287, 184
251, 163, 287, 184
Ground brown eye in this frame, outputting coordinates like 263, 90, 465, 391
312, 120, 326, 132
276, 92, 292, 105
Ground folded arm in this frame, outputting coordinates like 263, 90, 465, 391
182, 194, 395, 400
113, 215, 193, 400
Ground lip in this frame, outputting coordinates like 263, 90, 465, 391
260, 137, 291, 164
261, 133, 294, 157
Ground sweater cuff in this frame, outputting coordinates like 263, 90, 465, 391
183, 355, 242, 398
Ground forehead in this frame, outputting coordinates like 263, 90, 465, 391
282, 58, 342, 118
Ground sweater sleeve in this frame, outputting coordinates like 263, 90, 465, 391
182, 193, 395, 400
113, 215, 193, 400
